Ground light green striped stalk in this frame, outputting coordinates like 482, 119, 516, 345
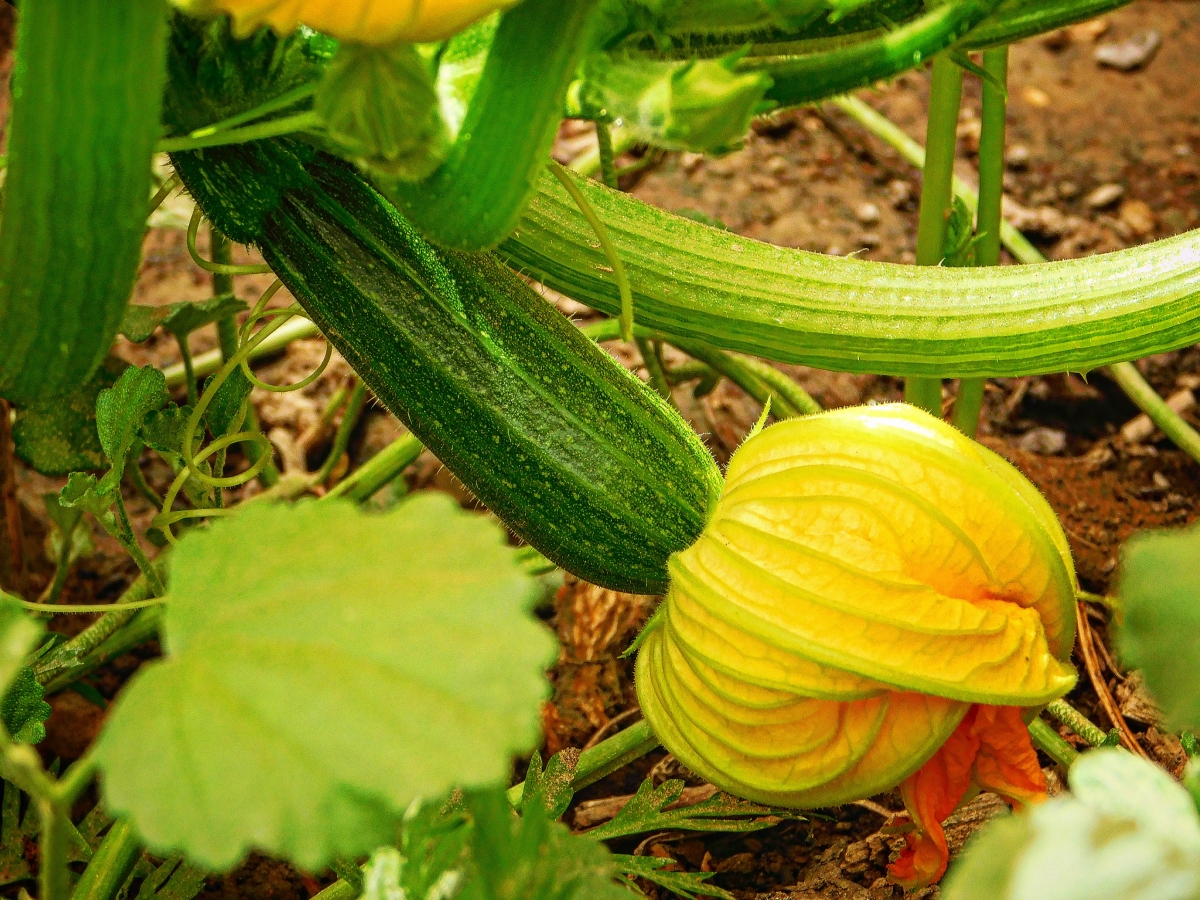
500, 171, 1200, 378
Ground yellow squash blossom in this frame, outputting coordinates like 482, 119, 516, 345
176, 0, 523, 44
636, 403, 1077, 887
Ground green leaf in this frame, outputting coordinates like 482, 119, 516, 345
521, 750, 579, 821
60, 473, 118, 529
613, 855, 733, 900
943, 749, 1200, 900
12, 357, 126, 475
460, 791, 630, 900
141, 406, 214, 507
201, 369, 252, 439
578, 51, 774, 153
95, 494, 556, 871
1117, 524, 1200, 730
585, 779, 796, 842
141, 405, 192, 456
1, 668, 50, 745
95, 366, 170, 492
121, 296, 248, 344
315, 43, 450, 181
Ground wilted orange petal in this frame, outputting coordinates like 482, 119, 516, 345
889, 704, 1048, 888
971, 704, 1048, 807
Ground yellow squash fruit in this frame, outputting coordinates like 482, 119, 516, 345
176, 0, 523, 44
636, 403, 1077, 886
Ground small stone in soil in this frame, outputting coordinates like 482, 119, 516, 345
886, 180, 913, 208
855, 202, 881, 225
1017, 427, 1068, 455
1006, 144, 1032, 169
1095, 30, 1162, 71
1119, 199, 1156, 237
1086, 182, 1126, 209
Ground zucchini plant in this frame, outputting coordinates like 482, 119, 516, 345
0, 0, 1197, 897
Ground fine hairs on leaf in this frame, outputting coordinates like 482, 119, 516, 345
95, 366, 171, 494
94, 494, 557, 871
520, 750, 580, 821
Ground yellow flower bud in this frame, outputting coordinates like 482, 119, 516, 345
178, 0, 522, 45
636, 404, 1077, 881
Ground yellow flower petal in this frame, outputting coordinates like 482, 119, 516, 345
180, 0, 521, 45
636, 403, 1079, 813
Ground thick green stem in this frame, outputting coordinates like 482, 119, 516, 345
1107, 362, 1200, 466
39, 798, 70, 900
324, 433, 424, 504
70, 819, 141, 900
1029, 716, 1080, 769
952, 46, 1008, 438
906, 54, 963, 413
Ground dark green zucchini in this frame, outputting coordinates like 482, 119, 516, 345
178, 146, 720, 592
0, 0, 168, 404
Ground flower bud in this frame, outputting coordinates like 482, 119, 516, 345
177, 0, 522, 45
636, 403, 1077, 886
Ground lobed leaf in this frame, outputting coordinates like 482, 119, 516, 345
520, 749, 580, 822
95, 494, 556, 871
613, 855, 732, 900
586, 778, 797, 842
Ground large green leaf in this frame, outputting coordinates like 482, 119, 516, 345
95, 494, 556, 871
1117, 525, 1200, 730
943, 749, 1200, 900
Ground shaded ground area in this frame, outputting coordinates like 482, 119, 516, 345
1, 2, 1199, 897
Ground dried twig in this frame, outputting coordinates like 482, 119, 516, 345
1074, 602, 1149, 758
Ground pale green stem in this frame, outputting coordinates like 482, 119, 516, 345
1029, 717, 1080, 769
906, 54, 963, 413
953, 46, 1008, 438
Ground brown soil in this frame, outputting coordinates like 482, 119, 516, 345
2, 2, 1200, 898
